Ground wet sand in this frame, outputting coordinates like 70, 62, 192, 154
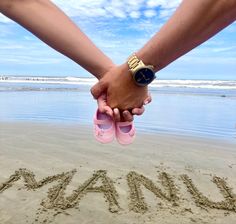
0, 122, 236, 224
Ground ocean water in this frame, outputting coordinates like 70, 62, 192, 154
0, 76, 236, 141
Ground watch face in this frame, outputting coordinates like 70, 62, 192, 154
134, 67, 155, 86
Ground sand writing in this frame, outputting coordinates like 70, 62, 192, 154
127, 171, 179, 213
181, 174, 236, 212
0, 168, 236, 214
0, 168, 120, 213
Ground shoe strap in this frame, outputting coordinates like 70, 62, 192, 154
94, 118, 112, 125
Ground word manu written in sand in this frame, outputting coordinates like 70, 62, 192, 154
0, 168, 236, 214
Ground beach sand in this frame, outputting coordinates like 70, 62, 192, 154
0, 122, 236, 224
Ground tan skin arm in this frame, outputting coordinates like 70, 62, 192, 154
137, 0, 236, 72
0, 0, 113, 78
91, 0, 236, 111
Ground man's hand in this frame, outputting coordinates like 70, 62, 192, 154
91, 63, 149, 111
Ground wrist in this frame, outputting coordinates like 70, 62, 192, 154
135, 51, 156, 73
126, 53, 156, 86
97, 62, 115, 79
121, 62, 147, 91
136, 43, 166, 73
88, 61, 115, 80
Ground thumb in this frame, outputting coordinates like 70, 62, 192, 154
90, 80, 108, 99
144, 93, 152, 105
97, 94, 113, 117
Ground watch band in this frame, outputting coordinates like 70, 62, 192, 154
127, 54, 144, 70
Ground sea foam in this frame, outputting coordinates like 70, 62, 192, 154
1, 76, 236, 90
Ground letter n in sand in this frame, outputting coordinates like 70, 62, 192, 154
127, 171, 179, 213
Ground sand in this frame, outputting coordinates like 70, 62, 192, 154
0, 122, 236, 224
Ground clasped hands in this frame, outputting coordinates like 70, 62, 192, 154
91, 63, 151, 122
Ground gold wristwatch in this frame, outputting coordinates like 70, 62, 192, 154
127, 54, 156, 86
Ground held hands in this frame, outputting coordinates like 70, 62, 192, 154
96, 93, 151, 122
92, 63, 151, 121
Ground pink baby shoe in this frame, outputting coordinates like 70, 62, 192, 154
93, 109, 115, 143
115, 121, 136, 145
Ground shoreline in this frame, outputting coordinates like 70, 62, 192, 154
1, 86, 236, 142
1, 120, 236, 144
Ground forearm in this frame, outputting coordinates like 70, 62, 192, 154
0, 0, 113, 78
137, 0, 236, 72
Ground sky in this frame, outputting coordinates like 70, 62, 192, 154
0, 0, 235, 80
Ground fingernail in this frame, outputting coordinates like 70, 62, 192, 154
144, 101, 149, 105
114, 108, 118, 113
